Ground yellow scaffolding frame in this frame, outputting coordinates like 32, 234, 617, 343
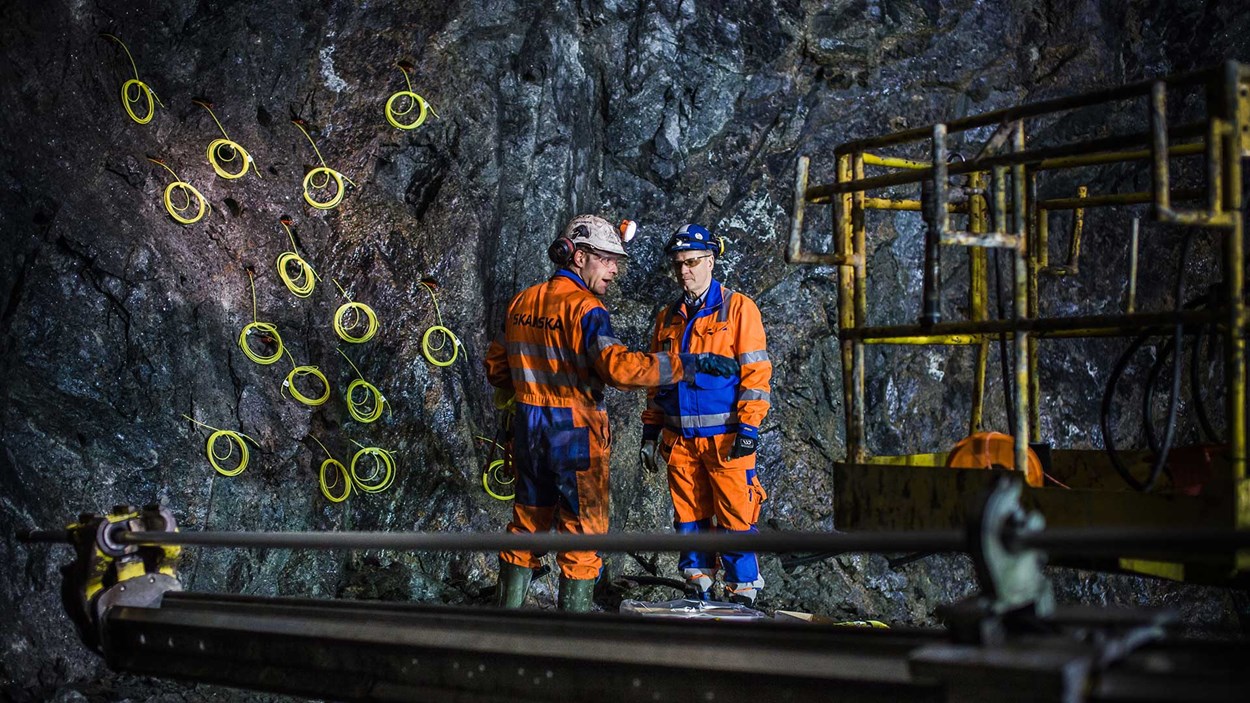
789, 62, 1250, 573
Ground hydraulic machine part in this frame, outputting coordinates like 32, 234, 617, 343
54, 504, 182, 652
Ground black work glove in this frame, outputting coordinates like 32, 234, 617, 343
728, 433, 757, 460
695, 353, 739, 378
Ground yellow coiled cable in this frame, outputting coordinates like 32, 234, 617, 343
337, 348, 388, 424
474, 435, 516, 501
147, 158, 208, 224
183, 414, 257, 477
292, 119, 356, 210
275, 218, 319, 298
100, 34, 164, 125
237, 271, 284, 365
332, 279, 379, 343
193, 99, 260, 180
309, 435, 351, 503
350, 440, 396, 493
385, 61, 439, 130
419, 280, 460, 367
281, 348, 330, 406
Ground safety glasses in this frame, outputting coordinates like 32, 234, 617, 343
587, 250, 622, 267
671, 255, 712, 271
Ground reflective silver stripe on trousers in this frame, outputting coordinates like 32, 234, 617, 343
738, 388, 770, 403
666, 412, 735, 429
739, 350, 769, 364
514, 367, 581, 388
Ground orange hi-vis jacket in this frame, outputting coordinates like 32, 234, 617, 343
642, 279, 771, 441
484, 270, 698, 581
485, 271, 695, 404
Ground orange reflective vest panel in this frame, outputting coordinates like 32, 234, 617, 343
643, 280, 771, 439
485, 270, 693, 406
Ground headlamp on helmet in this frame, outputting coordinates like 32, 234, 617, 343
619, 219, 637, 243
664, 223, 724, 256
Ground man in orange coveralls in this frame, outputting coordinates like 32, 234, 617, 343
640, 223, 772, 605
485, 214, 739, 612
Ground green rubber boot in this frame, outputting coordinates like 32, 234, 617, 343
558, 576, 596, 613
495, 562, 533, 608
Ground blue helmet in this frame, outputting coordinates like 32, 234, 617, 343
664, 223, 723, 255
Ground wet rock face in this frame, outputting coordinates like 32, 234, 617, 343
1, 0, 1247, 699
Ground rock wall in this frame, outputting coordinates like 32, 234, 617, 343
1, 1, 1247, 700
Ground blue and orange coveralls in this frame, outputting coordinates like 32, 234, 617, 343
643, 279, 771, 598
485, 269, 697, 581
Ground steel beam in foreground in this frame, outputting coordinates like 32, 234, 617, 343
101, 592, 1245, 703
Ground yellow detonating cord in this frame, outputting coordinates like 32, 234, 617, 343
332, 279, 379, 343
419, 279, 460, 366
147, 158, 208, 224
100, 34, 164, 124
238, 271, 284, 365
350, 439, 396, 493
275, 218, 319, 298
337, 348, 389, 424
292, 119, 356, 210
193, 99, 260, 180
309, 435, 351, 503
183, 414, 258, 477
474, 435, 516, 501
281, 349, 330, 406
385, 61, 439, 130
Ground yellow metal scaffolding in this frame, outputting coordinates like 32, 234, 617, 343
789, 62, 1250, 579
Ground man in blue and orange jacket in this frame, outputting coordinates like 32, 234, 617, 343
484, 214, 739, 612
641, 223, 772, 605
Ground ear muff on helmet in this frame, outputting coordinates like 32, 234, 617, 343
547, 236, 576, 266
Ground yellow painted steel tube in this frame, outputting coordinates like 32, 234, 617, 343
811, 122, 1209, 202
1012, 123, 1030, 475
1220, 66, 1247, 545
862, 153, 929, 170
1039, 188, 1203, 211
970, 171, 989, 435
862, 335, 983, 345
1067, 186, 1087, 271
1026, 171, 1041, 441
852, 152, 868, 462
862, 198, 966, 212
1035, 141, 1203, 171
836, 153, 859, 462
864, 197, 921, 211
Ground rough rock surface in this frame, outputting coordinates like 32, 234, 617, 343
1, 1, 1247, 700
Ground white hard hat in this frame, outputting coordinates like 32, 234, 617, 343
563, 214, 630, 259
